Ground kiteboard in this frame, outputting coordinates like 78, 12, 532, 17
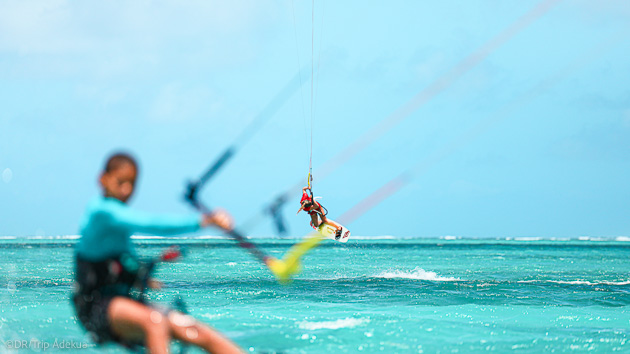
317, 219, 351, 243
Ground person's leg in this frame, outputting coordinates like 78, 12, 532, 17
310, 212, 321, 228
108, 297, 170, 354
167, 311, 243, 354
320, 214, 329, 225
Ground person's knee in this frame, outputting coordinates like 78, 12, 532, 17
168, 311, 202, 342
143, 310, 169, 337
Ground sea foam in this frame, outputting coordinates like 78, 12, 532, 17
514, 237, 543, 241
518, 279, 630, 286
298, 318, 369, 330
550, 280, 630, 286
351, 235, 396, 240
374, 268, 460, 281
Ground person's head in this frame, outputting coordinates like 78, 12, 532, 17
297, 199, 313, 214
99, 152, 138, 203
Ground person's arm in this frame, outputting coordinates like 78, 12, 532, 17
106, 202, 202, 236
201, 209, 233, 231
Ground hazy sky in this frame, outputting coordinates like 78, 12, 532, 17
1, 0, 629, 238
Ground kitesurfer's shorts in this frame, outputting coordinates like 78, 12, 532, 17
72, 255, 175, 349
72, 292, 177, 349
72, 255, 142, 347
72, 291, 119, 344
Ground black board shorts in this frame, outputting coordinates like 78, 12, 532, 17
72, 291, 118, 344
72, 255, 142, 348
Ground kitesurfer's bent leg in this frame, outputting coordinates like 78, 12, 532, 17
319, 212, 329, 225
108, 297, 173, 353
108, 297, 242, 354
168, 312, 243, 353
309, 212, 321, 228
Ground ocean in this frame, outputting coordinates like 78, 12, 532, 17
1, 236, 629, 353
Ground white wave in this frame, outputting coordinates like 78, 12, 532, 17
32, 235, 80, 240
514, 237, 543, 241
577, 236, 606, 242
131, 235, 229, 240
298, 318, 369, 330
0, 235, 81, 240
60, 235, 80, 239
374, 268, 460, 281
3, 235, 626, 242
440, 235, 460, 240
351, 235, 396, 240
196, 235, 230, 239
518, 279, 630, 286
549, 237, 571, 241
551, 280, 630, 286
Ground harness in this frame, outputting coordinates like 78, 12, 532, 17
301, 190, 328, 216
73, 248, 189, 353
74, 253, 142, 299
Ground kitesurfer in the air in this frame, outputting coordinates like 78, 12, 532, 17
297, 186, 342, 239
72, 152, 242, 354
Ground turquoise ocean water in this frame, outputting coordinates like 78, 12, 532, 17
1, 236, 629, 353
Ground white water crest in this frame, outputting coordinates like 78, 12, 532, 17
298, 317, 369, 330
26, 235, 80, 240
130, 235, 228, 240
351, 235, 396, 240
514, 237, 543, 241
577, 236, 606, 241
551, 280, 630, 286
518, 279, 630, 286
374, 268, 460, 281
3, 235, 628, 243
196, 235, 230, 239
440, 235, 460, 240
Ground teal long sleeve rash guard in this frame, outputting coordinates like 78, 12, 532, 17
76, 196, 200, 261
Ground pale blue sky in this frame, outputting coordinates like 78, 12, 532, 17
1, 0, 629, 238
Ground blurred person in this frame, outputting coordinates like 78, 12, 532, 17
72, 152, 242, 354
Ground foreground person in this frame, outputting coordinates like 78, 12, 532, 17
72, 152, 242, 354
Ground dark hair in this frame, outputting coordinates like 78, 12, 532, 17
104, 152, 138, 173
